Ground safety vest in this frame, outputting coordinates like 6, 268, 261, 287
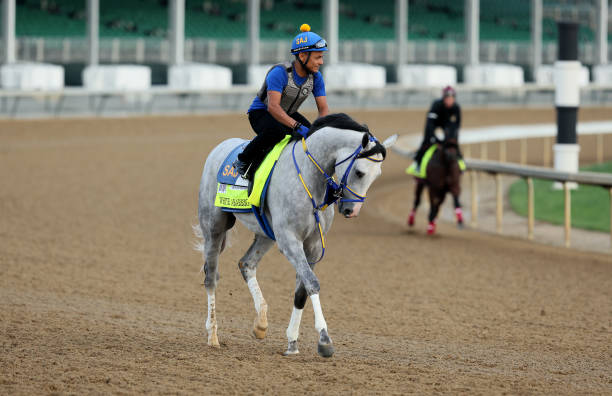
257, 61, 314, 115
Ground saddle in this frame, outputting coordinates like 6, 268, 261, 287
214, 135, 292, 239
406, 144, 465, 178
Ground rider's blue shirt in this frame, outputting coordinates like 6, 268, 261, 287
247, 65, 326, 113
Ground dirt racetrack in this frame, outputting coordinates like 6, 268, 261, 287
1, 108, 611, 395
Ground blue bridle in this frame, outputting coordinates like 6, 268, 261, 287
291, 134, 383, 264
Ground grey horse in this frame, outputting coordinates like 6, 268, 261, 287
195, 113, 397, 357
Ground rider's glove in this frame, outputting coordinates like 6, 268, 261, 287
292, 122, 310, 139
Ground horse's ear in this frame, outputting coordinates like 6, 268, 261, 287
361, 133, 369, 148
382, 134, 398, 148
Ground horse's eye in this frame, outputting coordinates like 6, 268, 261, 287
355, 170, 365, 178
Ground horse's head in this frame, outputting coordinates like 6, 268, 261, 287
441, 139, 459, 165
336, 132, 397, 218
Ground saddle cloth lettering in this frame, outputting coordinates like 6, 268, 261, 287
215, 135, 292, 211
405, 144, 466, 179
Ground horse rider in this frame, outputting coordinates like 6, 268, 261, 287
232, 23, 330, 180
413, 85, 462, 173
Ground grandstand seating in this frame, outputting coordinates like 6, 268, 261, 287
13, 0, 610, 42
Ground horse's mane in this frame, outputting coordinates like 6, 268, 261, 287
307, 113, 387, 159
308, 113, 370, 135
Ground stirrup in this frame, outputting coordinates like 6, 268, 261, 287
232, 159, 253, 180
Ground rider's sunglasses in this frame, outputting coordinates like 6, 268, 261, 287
314, 39, 327, 49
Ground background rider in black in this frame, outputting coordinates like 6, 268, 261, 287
413, 85, 462, 171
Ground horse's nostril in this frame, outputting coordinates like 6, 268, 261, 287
343, 208, 352, 216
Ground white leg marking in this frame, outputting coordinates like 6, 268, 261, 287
206, 290, 219, 346
310, 294, 327, 333
206, 291, 216, 332
286, 307, 303, 342
247, 277, 266, 314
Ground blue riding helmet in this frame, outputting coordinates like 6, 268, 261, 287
291, 24, 328, 55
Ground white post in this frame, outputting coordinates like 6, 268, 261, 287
87, 0, 99, 65
247, 0, 260, 66
531, 0, 542, 78
395, 0, 408, 80
464, 0, 479, 65
169, 0, 185, 66
324, 0, 339, 65
596, 0, 608, 65
2, 0, 16, 63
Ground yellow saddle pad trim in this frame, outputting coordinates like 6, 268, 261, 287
248, 135, 291, 207
214, 135, 292, 210
405, 144, 438, 178
405, 144, 466, 178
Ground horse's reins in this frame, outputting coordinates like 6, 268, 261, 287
291, 135, 383, 264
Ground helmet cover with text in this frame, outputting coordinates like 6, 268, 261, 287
291, 24, 328, 55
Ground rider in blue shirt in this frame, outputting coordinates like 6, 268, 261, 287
233, 24, 330, 180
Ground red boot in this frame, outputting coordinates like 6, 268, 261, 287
427, 221, 436, 235
407, 210, 416, 227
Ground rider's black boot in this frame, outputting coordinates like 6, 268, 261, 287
232, 158, 253, 180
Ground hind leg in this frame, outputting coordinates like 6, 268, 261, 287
450, 175, 463, 227
408, 178, 425, 226
200, 212, 235, 347
238, 235, 275, 339
452, 193, 463, 227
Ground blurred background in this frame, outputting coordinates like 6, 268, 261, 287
0, 0, 611, 116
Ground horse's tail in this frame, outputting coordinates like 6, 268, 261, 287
192, 222, 205, 254
191, 219, 234, 272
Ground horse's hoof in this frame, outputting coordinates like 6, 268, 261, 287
318, 342, 334, 358
252, 310, 268, 339
283, 341, 299, 356
208, 334, 220, 348
317, 329, 334, 358
252, 324, 267, 339
427, 223, 436, 235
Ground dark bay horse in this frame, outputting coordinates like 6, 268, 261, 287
407, 140, 463, 234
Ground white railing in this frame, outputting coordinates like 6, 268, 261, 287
393, 132, 612, 251
465, 159, 612, 249
1, 84, 612, 119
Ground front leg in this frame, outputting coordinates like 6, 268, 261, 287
284, 236, 322, 356
277, 233, 334, 358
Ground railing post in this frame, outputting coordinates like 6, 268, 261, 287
543, 137, 552, 167
499, 140, 506, 162
564, 182, 571, 248
527, 177, 534, 240
596, 134, 604, 163
496, 173, 502, 234
471, 171, 478, 227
